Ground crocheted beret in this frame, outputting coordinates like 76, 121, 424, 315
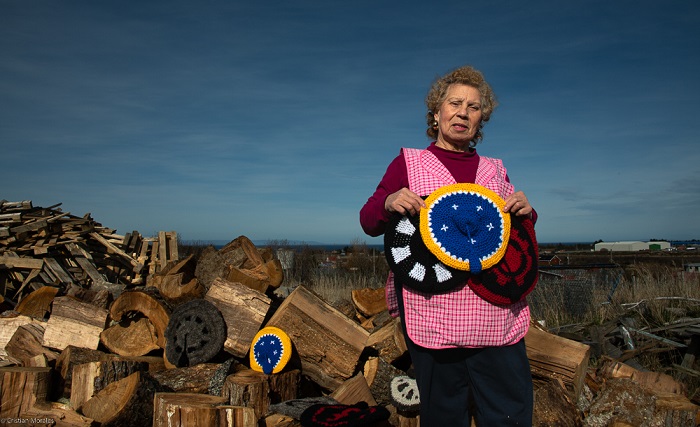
250, 326, 292, 374
467, 214, 539, 305
390, 375, 420, 413
384, 209, 469, 294
420, 183, 510, 273
300, 402, 390, 427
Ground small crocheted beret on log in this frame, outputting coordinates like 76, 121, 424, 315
250, 326, 292, 374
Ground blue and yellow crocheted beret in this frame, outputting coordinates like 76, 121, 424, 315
250, 326, 292, 375
420, 183, 510, 273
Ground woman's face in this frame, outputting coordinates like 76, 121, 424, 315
434, 84, 483, 151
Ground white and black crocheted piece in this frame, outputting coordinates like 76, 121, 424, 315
390, 375, 420, 413
384, 212, 469, 294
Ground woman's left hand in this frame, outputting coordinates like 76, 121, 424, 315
504, 191, 532, 217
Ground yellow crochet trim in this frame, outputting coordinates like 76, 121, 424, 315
250, 326, 292, 374
419, 183, 511, 271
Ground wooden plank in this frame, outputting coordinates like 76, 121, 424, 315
158, 231, 168, 271
44, 257, 75, 285
0, 255, 44, 270
89, 232, 143, 273
167, 231, 179, 263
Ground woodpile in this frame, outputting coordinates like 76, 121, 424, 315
1, 199, 700, 426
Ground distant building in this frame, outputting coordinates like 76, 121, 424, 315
594, 241, 671, 252
685, 263, 700, 273
539, 254, 562, 266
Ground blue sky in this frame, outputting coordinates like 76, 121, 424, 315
2, 1, 699, 245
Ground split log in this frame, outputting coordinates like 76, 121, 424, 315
261, 413, 297, 427
222, 369, 301, 421
70, 358, 149, 411
0, 313, 46, 362
42, 296, 109, 351
598, 356, 686, 395
20, 401, 95, 427
148, 254, 204, 304
0, 366, 51, 418
54, 346, 109, 400
109, 289, 171, 349
5, 322, 59, 364
363, 356, 403, 406
150, 359, 239, 394
330, 373, 377, 406
524, 323, 591, 400
100, 316, 160, 357
266, 285, 370, 391
226, 266, 270, 294
204, 278, 271, 358
351, 287, 387, 318
80, 371, 161, 427
14, 285, 59, 319
164, 298, 227, 367
366, 317, 407, 364
153, 392, 257, 427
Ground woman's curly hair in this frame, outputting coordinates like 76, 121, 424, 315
425, 66, 498, 145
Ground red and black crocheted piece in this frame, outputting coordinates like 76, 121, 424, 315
300, 402, 390, 427
467, 214, 539, 305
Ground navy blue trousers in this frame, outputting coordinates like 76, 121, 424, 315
394, 281, 533, 425
405, 336, 533, 426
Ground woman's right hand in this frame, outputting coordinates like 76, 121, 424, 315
385, 188, 425, 216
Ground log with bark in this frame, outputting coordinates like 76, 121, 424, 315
153, 392, 257, 427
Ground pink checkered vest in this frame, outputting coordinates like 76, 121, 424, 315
386, 148, 530, 348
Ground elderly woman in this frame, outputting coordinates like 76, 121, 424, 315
360, 65, 535, 426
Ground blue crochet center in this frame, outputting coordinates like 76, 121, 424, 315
253, 333, 284, 374
429, 191, 503, 273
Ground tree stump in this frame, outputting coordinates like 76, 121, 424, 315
204, 278, 271, 358
164, 298, 227, 367
0, 366, 51, 418
42, 296, 109, 351
266, 285, 370, 390
153, 392, 257, 427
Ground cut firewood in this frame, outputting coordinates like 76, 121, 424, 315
109, 289, 171, 349
150, 359, 239, 394
598, 356, 686, 395
5, 322, 59, 364
0, 366, 51, 418
22, 401, 95, 427
70, 358, 149, 411
153, 392, 257, 427
80, 371, 162, 427
525, 323, 591, 401
330, 373, 377, 406
42, 296, 109, 351
100, 316, 160, 357
226, 265, 270, 294
14, 285, 59, 319
366, 317, 408, 364
265, 285, 370, 390
204, 278, 271, 358
252, 259, 284, 289
363, 356, 404, 406
221, 369, 300, 421
164, 298, 226, 367
54, 346, 109, 400
0, 313, 46, 362
351, 287, 387, 318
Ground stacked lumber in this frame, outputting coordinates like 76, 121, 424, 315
1, 199, 699, 426
0, 200, 178, 307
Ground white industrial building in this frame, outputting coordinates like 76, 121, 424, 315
594, 241, 671, 252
